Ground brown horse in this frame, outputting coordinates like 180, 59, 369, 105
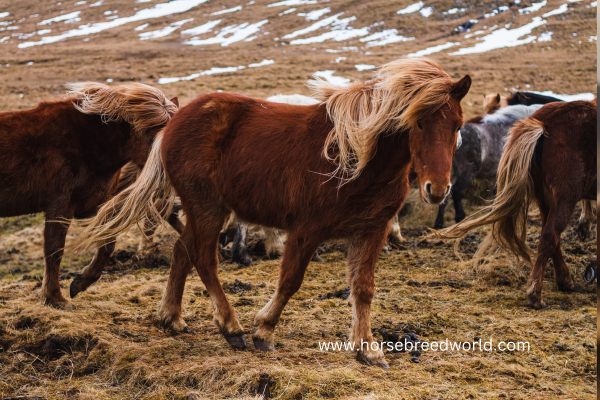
437, 100, 597, 309
0, 83, 178, 308
71, 58, 470, 367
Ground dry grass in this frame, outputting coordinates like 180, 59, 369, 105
0, 0, 597, 398
0, 195, 596, 399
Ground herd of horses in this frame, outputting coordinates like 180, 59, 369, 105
0, 58, 596, 367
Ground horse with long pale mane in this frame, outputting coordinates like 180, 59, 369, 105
436, 100, 596, 309
70, 58, 470, 367
0, 82, 178, 308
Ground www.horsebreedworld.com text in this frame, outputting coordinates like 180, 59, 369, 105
318, 339, 530, 353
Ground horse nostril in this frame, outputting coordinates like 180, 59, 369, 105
445, 184, 452, 196
425, 182, 432, 196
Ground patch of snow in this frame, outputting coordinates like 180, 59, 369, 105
21, 0, 210, 48
397, 2, 424, 14
334, 56, 346, 62
89, 0, 104, 5
325, 46, 357, 52
75, 1, 87, 5
355, 64, 375, 71
360, 29, 414, 47
0, 12, 9, 19
589, 35, 597, 41
283, 12, 344, 39
537, 31, 552, 41
37, 29, 52, 34
38, 11, 81, 25
106, 78, 113, 82
542, 3, 568, 17
211, 6, 242, 15
0, 36, 9, 42
268, 0, 317, 7
528, 90, 595, 101
139, 18, 192, 39
313, 70, 350, 86
158, 59, 274, 84
184, 19, 268, 46
298, 7, 330, 21
519, 0, 547, 14
590, 1, 597, 7
444, 8, 466, 14
407, 42, 459, 57
181, 19, 221, 35
419, 7, 433, 17
135, 23, 149, 30
248, 59, 274, 67
279, 8, 296, 15
450, 17, 547, 55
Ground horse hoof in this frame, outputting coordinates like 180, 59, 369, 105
253, 337, 275, 352
357, 352, 389, 368
226, 334, 247, 349
233, 256, 252, 267
69, 276, 85, 298
529, 300, 547, 310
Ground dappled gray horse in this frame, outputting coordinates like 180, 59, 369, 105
434, 104, 542, 229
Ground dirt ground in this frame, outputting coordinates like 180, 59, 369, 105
0, 0, 597, 398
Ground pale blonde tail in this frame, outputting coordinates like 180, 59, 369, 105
69, 131, 176, 252
435, 118, 546, 266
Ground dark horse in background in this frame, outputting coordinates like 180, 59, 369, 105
0, 83, 178, 308
438, 100, 597, 309
70, 58, 471, 368
433, 104, 542, 229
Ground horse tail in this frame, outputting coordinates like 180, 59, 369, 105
435, 118, 546, 266
69, 131, 176, 252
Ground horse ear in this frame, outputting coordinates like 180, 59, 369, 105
495, 93, 501, 102
451, 75, 471, 100
170, 96, 179, 108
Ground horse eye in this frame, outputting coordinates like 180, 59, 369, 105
417, 122, 423, 130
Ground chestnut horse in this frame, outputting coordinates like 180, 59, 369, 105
71, 58, 470, 367
437, 100, 597, 309
0, 83, 178, 308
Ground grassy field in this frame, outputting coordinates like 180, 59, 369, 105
0, 0, 597, 398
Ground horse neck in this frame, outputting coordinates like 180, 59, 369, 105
342, 128, 412, 193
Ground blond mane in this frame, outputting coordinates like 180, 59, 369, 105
66, 82, 178, 134
309, 58, 456, 184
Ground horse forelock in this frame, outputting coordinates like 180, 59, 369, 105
308, 57, 456, 185
66, 82, 177, 135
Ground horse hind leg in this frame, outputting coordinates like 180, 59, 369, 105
527, 198, 578, 309
190, 199, 247, 348
387, 214, 404, 244
70, 238, 116, 298
576, 200, 595, 241
231, 223, 252, 266
158, 223, 196, 334
253, 232, 320, 351
263, 227, 284, 258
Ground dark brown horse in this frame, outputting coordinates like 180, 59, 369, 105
0, 83, 178, 308
71, 58, 470, 367
437, 100, 597, 309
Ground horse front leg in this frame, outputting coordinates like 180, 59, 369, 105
70, 238, 116, 298
347, 227, 390, 368
387, 213, 404, 244
41, 214, 72, 309
253, 232, 320, 351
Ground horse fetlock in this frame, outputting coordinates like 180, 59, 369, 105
42, 289, 72, 310
575, 222, 592, 241
556, 276, 576, 292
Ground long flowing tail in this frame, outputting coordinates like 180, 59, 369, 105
434, 118, 546, 266
68, 131, 176, 252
